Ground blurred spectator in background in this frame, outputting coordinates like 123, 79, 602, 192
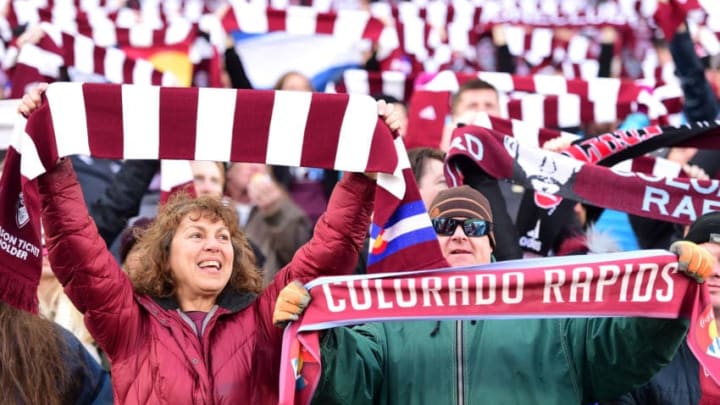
407, 147, 447, 209
38, 236, 103, 365
225, 162, 312, 284
605, 211, 720, 405
191, 161, 226, 198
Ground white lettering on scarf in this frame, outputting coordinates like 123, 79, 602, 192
322, 262, 676, 312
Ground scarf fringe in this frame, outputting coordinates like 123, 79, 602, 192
0, 275, 39, 314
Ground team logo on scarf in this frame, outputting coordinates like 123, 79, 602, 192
696, 305, 720, 359
371, 230, 388, 255
16, 192, 29, 228
504, 136, 583, 210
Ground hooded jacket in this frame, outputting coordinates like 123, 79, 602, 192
40, 161, 375, 405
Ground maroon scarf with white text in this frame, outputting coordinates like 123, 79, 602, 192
445, 124, 720, 225
278, 250, 720, 405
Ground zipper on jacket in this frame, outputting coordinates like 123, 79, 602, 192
456, 320, 464, 405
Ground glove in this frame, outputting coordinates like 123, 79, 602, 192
273, 281, 311, 328
670, 240, 716, 283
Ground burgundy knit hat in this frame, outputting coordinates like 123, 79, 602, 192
428, 186, 495, 246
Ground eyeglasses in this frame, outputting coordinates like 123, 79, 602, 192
431, 218, 492, 237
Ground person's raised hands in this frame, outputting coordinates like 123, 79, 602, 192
682, 164, 710, 181
377, 99, 402, 134
541, 135, 576, 153
364, 99, 404, 180
18, 83, 49, 118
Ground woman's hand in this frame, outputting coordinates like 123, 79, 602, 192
18, 83, 66, 166
18, 83, 49, 118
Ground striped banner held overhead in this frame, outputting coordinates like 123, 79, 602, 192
221, 2, 387, 44
5, 24, 176, 98
0, 82, 448, 312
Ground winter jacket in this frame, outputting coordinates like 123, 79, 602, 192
39, 160, 375, 405
59, 326, 114, 404
669, 30, 719, 123
313, 317, 688, 405
608, 342, 700, 405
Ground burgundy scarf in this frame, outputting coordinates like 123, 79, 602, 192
445, 123, 720, 226
278, 250, 720, 405
0, 82, 447, 313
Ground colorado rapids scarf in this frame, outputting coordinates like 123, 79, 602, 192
278, 250, 720, 405
455, 113, 720, 255
444, 123, 720, 226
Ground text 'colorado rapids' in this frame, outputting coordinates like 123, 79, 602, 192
322, 262, 678, 312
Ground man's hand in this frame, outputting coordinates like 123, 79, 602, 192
273, 281, 311, 328
670, 241, 716, 283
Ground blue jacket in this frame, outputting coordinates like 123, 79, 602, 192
608, 342, 699, 405
59, 327, 113, 404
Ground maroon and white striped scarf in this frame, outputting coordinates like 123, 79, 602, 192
365, 1, 633, 75
2, 1, 223, 92
404, 71, 680, 149
5, 24, 175, 98
221, 2, 386, 44
463, 112, 706, 177
0, 82, 447, 313
328, 69, 415, 103
490, 24, 617, 73
4, 0, 208, 36
278, 250, 720, 405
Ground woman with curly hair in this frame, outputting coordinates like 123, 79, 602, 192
22, 84, 399, 404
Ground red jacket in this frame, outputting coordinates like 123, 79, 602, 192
40, 162, 375, 405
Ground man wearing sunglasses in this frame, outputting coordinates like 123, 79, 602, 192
298, 186, 715, 405
429, 186, 495, 266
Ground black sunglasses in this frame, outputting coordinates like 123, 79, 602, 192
431, 218, 492, 237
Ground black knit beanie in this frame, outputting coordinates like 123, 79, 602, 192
685, 212, 720, 244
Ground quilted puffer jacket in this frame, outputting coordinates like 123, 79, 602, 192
40, 161, 375, 405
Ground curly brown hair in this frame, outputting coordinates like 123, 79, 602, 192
131, 193, 262, 298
